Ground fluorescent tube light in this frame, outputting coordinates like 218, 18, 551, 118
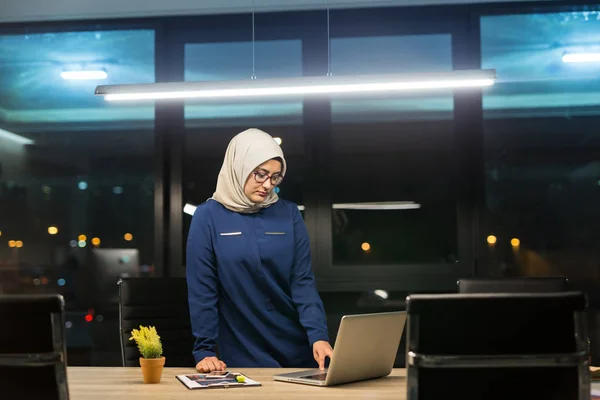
333, 201, 421, 210
374, 290, 389, 300
62, 70, 108, 80
562, 53, 600, 63
183, 203, 198, 216
95, 70, 495, 102
0, 128, 34, 145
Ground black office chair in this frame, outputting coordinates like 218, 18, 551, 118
118, 278, 195, 367
457, 276, 568, 293
405, 291, 589, 400
0, 294, 70, 400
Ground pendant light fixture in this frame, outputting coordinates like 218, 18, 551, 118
94, 4, 495, 102
95, 70, 495, 101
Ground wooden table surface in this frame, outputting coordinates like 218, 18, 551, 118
68, 367, 407, 399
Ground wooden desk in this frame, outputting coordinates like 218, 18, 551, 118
68, 367, 406, 399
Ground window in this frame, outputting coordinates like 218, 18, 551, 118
182, 39, 305, 254
481, 10, 600, 281
0, 29, 155, 324
330, 34, 458, 265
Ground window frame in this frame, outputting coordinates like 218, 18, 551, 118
2, 0, 595, 288
163, 7, 483, 291
0, 18, 166, 274
471, 0, 600, 278
301, 6, 482, 292
166, 11, 327, 276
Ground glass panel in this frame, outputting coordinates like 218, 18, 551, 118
182, 39, 304, 258
0, 29, 155, 365
184, 41, 302, 124
482, 11, 600, 117
330, 35, 458, 265
481, 9, 600, 361
482, 10, 600, 277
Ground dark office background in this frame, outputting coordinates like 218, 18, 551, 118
1, 0, 600, 366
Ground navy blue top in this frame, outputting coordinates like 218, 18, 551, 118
186, 199, 329, 368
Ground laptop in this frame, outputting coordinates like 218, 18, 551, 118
274, 311, 406, 386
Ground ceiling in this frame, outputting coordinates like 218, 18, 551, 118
0, 9, 599, 135
0, 0, 552, 23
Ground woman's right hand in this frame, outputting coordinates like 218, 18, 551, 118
196, 356, 227, 372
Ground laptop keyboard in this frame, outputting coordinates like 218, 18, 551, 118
300, 373, 327, 381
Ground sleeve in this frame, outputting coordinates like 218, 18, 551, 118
289, 205, 330, 346
186, 206, 220, 364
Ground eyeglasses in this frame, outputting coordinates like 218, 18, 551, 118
253, 170, 284, 186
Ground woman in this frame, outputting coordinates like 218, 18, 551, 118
186, 128, 333, 373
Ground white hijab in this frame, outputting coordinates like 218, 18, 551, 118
211, 128, 287, 213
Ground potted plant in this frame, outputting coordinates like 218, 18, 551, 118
129, 325, 165, 383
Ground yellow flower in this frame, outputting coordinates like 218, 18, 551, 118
129, 325, 163, 359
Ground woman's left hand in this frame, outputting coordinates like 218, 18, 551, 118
313, 341, 333, 370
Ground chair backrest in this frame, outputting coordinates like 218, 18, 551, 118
0, 294, 69, 400
118, 277, 195, 367
405, 291, 588, 400
457, 276, 568, 294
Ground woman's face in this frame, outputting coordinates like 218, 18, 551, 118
244, 159, 283, 203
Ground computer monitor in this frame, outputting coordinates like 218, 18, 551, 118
90, 248, 140, 308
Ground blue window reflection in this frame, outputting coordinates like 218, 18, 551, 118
184, 40, 303, 124
330, 34, 453, 123
0, 30, 155, 127
331, 35, 452, 76
482, 10, 600, 115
